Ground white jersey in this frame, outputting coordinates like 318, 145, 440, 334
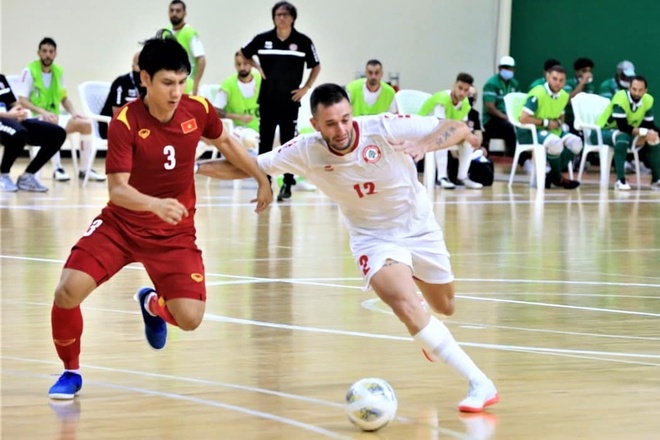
258, 114, 441, 238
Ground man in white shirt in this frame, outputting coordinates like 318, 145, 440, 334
197, 83, 498, 413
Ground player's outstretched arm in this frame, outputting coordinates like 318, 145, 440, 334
394, 120, 475, 162
197, 159, 250, 179
208, 129, 273, 213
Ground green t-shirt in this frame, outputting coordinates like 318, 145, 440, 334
482, 73, 520, 124
598, 78, 621, 100
597, 90, 654, 129
564, 77, 596, 95
220, 72, 262, 131
522, 84, 570, 135
345, 79, 396, 116
528, 77, 545, 92
418, 89, 470, 121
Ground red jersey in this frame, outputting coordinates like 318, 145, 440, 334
104, 95, 222, 228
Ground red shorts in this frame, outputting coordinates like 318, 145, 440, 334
64, 212, 206, 301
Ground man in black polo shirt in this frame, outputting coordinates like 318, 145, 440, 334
0, 73, 66, 192
99, 52, 145, 139
241, 1, 321, 201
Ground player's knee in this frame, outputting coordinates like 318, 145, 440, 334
176, 312, 203, 331
53, 283, 83, 308
390, 297, 424, 327
564, 135, 583, 155
426, 296, 455, 316
545, 136, 563, 156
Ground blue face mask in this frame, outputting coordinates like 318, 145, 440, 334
499, 69, 514, 81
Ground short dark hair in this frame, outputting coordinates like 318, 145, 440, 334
573, 57, 595, 71
170, 0, 186, 10
272, 1, 297, 22
366, 59, 382, 68
544, 58, 561, 71
310, 83, 349, 116
456, 72, 474, 85
632, 75, 648, 88
547, 65, 567, 76
39, 37, 57, 50
138, 37, 190, 78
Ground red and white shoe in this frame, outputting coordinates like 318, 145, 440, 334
458, 379, 499, 413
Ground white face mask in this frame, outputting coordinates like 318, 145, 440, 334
619, 80, 631, 89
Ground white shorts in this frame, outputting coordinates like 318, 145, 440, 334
350, 229, 454, 290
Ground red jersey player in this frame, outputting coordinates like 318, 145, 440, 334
47, 37, 272, 400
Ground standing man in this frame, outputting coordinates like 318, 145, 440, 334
46, 37, 272, 400
198, 84, 498, 413
167, 0, 206, 96
595, 76, 660, 190
519, 65, 582, 189
418, 72, 482, 189
0, 73, 66, 192
240, 1, 321, 201
99, 51, 145, 139
213, 51, 261, 152
345, 59, 397, 116
482, 56, 519, 157
18, 37, 104, 182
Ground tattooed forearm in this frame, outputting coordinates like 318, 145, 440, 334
435, 126, 457, 146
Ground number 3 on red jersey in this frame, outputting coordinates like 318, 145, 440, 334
163, 145, 176, 170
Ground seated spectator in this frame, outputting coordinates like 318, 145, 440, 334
529, 59, 561, 91
345, 59, 397, 116
595, 75, 660, 190
419, 72, 482, 189
0, 73, 66, 192
599, 60, 635, 100
518, 65, 582, 189
99, 51, 145, 139
17, 37, 105, 182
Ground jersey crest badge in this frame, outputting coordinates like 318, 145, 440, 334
362, 145, 382, 164
138, 129, 151, 139
181, 118, 198, 134
289, 43, 298, 51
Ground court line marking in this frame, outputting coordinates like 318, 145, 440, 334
4, 299, 659, 362
1, 369, 350, 440
361, 299, 660, 341
2, 358, 467, 439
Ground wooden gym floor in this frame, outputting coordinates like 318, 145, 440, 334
1, 159, 659, 439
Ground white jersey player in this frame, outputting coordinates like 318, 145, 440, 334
198, 83, 499, 413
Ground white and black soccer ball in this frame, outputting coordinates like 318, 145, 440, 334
344, 378, 398, 432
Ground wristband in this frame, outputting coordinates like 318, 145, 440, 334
639, 128, 649, 136
543, 118, 549, 128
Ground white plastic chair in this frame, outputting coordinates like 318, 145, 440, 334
572, 92, 642, 189
395, 89, 445, 191
78, 81, 111, 186
504, 92, 547, 189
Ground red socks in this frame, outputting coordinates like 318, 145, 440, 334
51, 304, 83, 370
148, 294, 178, 326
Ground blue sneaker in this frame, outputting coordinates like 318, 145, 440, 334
134, 287, 167, 350
48, 372, 82, 399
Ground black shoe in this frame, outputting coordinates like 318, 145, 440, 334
277, 183, 292, 201
546, 174, 580, 190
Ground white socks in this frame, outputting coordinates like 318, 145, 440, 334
434, 149, 449, 179
80, 134, 94, 172
457, 142, 474, 181
413, 316, 488, 383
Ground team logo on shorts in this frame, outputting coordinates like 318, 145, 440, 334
191, 273, 204, 283
138, 129, 150, 139
289, 43, 298, 51
362, 145, 382, 164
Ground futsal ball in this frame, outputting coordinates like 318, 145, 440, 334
344, 378, 398, 432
